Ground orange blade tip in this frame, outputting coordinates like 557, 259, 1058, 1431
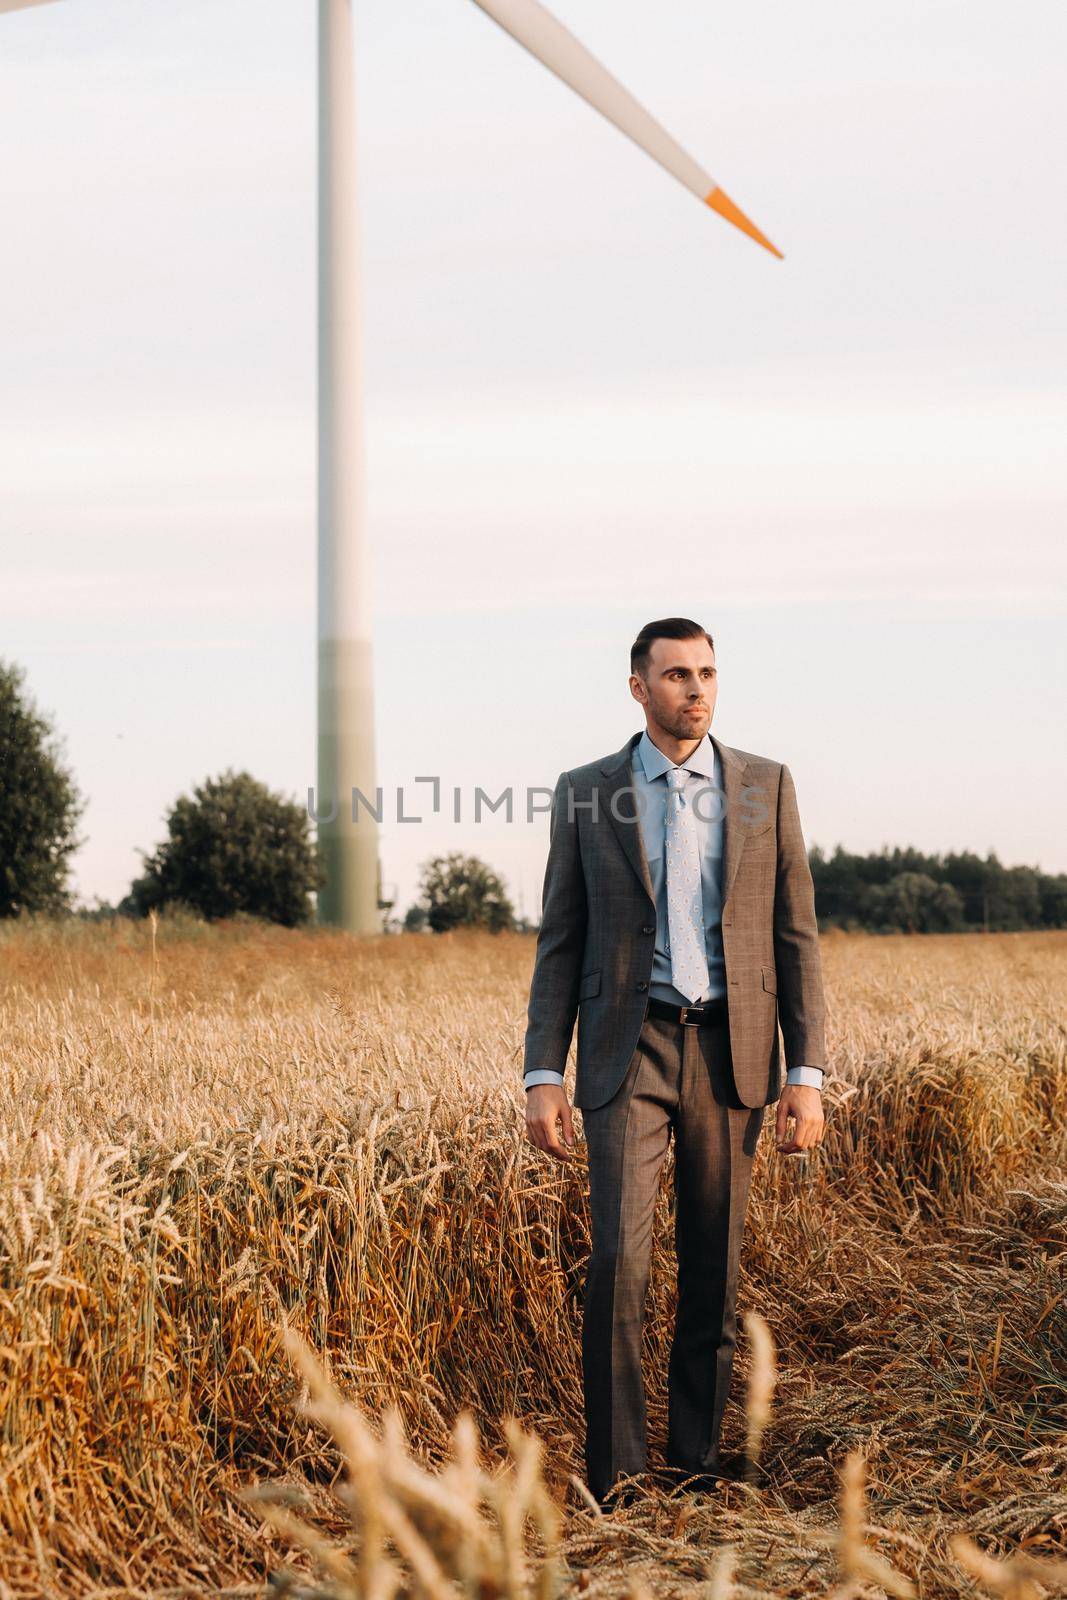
704, 185, 783, 259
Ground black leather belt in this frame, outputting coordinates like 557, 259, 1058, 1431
647, 995, 727, 1027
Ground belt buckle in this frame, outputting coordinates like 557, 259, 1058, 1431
680, 1004, 698, 1026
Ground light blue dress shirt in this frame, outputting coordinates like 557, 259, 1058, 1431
634, 727, 726, 1007
526, 728, 824, 1091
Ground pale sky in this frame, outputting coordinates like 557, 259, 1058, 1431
2, 0, 1065, 919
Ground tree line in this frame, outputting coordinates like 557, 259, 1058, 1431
809, 844, 1067, 934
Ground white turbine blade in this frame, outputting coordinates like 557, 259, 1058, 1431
0, 0, 62, 12
468, 0, 782, 258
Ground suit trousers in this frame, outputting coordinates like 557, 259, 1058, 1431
579, 1007, 765, 1500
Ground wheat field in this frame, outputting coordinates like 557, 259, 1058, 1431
0, 915, 1064, 1599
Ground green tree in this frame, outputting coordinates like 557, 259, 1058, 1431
1040, 873, 1067, 928
121, 768, 324, 927
0, 659, 84, 918
859, 871, 965, 934
415, 852, 515, 933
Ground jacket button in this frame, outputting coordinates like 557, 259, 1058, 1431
641, 925, 654, 935
636, 980, 648, 991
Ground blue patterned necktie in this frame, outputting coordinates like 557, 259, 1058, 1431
665, 766, 709, 1003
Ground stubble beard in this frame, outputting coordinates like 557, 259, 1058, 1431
653, 700, 711, 741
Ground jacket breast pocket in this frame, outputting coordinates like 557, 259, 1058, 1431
579, 968, 602, 1001
761, 966, 778, 995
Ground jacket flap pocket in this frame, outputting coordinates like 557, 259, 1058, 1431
579, 968, 602, 1001
761, 966, 778, 995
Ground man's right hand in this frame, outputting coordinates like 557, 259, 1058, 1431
525, 1084, 577, 1162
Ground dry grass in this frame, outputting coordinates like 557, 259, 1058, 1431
0, 913, 1064, 1598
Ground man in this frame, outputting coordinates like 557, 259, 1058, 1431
523, 617, 827, 1507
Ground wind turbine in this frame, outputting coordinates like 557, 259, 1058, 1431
3, 0, 782, 935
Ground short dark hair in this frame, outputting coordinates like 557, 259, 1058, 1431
630, 617, 715, 680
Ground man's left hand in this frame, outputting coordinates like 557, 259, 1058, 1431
774, 1084, 824, 1155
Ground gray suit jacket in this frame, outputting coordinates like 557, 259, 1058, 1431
523, 729, 828, 1110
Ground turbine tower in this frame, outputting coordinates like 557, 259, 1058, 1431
3, 0, 782, 936
317, 0, 379, 934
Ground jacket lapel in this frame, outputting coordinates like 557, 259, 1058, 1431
713, 733, 751, 909
599, 732, 654, 905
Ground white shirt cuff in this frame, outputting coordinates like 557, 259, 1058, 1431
785, 1065, 824, 1089
526, 1067, 823, 1090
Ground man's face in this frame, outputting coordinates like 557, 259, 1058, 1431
631, 636, 717, 740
